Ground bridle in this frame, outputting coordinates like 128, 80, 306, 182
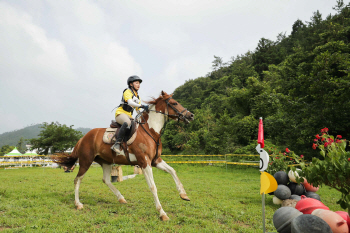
135, 97, 190, 164
148, 97, 190, 123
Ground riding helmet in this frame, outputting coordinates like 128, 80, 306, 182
127, 75, 142, 86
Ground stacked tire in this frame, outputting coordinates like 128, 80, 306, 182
271, 170, 350, 233
272, 170, 320, 204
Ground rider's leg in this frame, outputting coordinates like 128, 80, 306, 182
115, 113, 132, 127
111, 114, 131, 153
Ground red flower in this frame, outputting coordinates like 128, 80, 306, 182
276, 157, 279, 159
290, 159, 293, 161
286, 148, 290, 153
321, 138, 325, 141
312, 143, 317, 149
324, 142, 328, 147
300, 155, 304, 158
321, 127, 328, 132
348, 158, 350, 162
314, 139, 318, 142
336, 139, 341, 143
316, 134, 321, 139
337, 135, 342, 139
283, 152, 286, 156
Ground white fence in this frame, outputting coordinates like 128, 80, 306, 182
0, 156, 58, 168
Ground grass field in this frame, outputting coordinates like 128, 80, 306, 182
0, 164, 342, 232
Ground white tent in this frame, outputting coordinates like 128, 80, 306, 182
23, 149, 38, 156
4, 147, 23, 157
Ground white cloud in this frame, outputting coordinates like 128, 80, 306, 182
0, 1, 143, 133
136, 27, 190, 55
0, 2, 73, 81
151, 54, 211, 96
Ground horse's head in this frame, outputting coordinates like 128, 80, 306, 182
147, 91, 194, 123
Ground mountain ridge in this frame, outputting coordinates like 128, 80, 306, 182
0, 124, 91, 147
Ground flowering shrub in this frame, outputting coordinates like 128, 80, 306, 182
266, 147, 298, 175
294, 128, 350, 215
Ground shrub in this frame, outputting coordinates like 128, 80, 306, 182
266, 147, 298, 175
294, 128, 350, 215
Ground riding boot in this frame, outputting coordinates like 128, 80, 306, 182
111, 122, 129, 154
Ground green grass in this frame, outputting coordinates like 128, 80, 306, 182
0, 165, 341, 232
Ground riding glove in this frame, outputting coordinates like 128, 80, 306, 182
140, 105, 149, 112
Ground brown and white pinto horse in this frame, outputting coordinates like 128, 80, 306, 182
52, 91, 194, 221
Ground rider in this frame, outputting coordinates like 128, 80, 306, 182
111, 75, 149, 154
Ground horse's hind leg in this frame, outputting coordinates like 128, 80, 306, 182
74, 169, 87, 210
102, 163, 127, 204
155, 160, 190, 201
74, 156, 95, 210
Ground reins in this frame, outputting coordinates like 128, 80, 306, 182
135, 97, 189, 164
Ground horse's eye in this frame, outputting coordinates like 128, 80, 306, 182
172, 103, 178, 105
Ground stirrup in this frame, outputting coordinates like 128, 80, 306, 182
111, 143, 122, 154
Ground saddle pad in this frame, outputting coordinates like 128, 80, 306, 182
103, 128, 118, 144
102, 124, 139, 145
126, 123, 138, 145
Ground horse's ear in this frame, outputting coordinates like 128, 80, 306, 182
161, 91, 168, 97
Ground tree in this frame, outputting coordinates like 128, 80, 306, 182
252, 38, 284, 76
291, 19, 305, 37
16, 137, 26, 153
29, 122, 84, 155
0, 145, 15, 156
212, 55, 224, 71
333, 0, 345, 13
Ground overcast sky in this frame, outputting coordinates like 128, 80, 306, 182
0, 0, 346, 134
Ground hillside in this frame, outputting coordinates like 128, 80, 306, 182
0, 124, 91, 147
162, 2, 350, 158
0, 124, 42, 147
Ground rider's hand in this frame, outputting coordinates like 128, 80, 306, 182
140, 105, 149, 112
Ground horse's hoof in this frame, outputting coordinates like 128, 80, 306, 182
180, 194, 190, 201
160, 214, 170, 221
118, 198, 127, 204
76, 204, 84, 210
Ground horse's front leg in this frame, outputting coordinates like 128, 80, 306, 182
142, 164, 169, 221
156, 160, 190, 201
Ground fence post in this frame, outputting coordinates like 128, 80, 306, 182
134, 165, 142, 174
111, 165, 123, 182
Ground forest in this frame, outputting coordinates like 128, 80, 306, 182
161, 1, 350, 159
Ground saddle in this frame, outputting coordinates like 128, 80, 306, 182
102, 120, 138, 145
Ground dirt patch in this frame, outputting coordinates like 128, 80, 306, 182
236, 221, 250, 228
0, 226, 13, 231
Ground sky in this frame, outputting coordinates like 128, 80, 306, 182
0, 0, 346, 134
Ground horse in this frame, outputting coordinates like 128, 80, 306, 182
51, 91, 194, 221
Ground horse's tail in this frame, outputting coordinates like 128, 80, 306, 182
50, 138, 82, 169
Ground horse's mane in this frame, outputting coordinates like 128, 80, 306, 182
145, 92, 173, 107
